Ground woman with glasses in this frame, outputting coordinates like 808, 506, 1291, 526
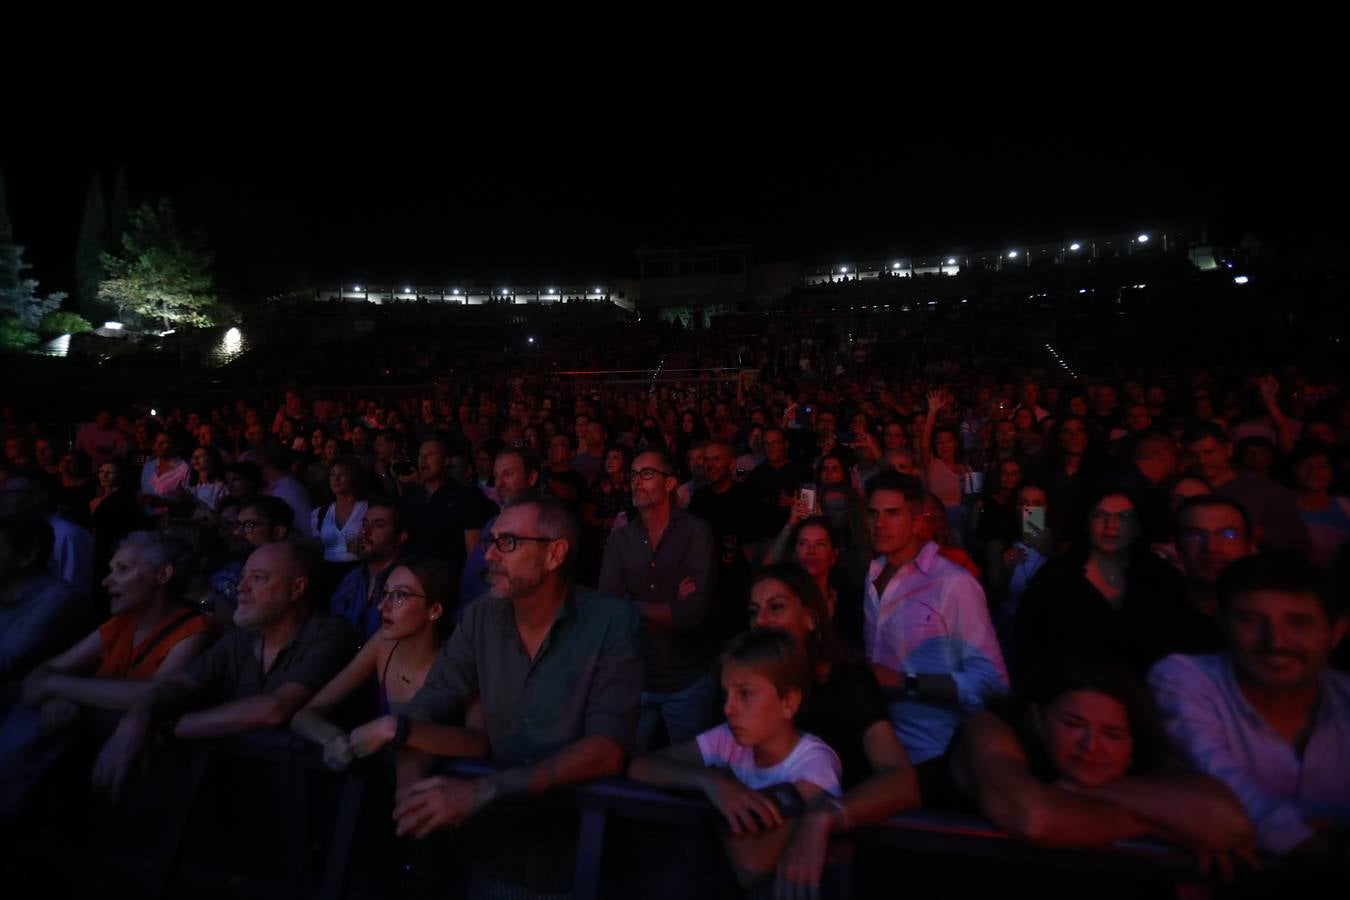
1015, 487, 1187, 678
292, 557, 486, 769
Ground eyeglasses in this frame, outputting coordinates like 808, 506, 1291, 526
488, 533, 557, 553
1177, 527, 1244, 547
1089, 510, 1136, 526
629, 467, 674, 482
236, 519, 269, 533
379, 587, 427, 609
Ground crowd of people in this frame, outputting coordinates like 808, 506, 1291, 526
2, 307, 1349, 898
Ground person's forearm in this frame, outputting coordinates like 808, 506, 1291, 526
129, 675, 200, 724
405, 720, 490, 758
629, 753, 720, 795
479, 735, 625, 806
37, 673, 154, 712
1084, 773, 1254, 849
832, 765, 922, 829
989, 783, 1152, 847
634, 601, 675, 631
290, 708, 346, 747
173, 695, 289, 739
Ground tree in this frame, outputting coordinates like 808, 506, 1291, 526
99, 198, 221, 332
39, 311, 93, 336
75, 172, 109, 316
0, 169, 65, 343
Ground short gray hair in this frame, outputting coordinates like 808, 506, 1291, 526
504, 496, 578, 578
114, 531, 196, 595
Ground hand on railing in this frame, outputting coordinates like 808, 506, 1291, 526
393, 775, 486, 838
702, 771, 783, 836
776, 809, 833, 898
322, 733, 357, 771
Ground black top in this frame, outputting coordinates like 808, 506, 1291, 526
688, 482, 773, 637
1015, 552, 1189, 678
797, 660, 890, 790
746, 460, 811, 532
399, 482, 490, 577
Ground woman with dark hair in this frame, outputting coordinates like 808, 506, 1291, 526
948, 657, 1253, 853
581, 443, 635, 581
89, 459, 147, 576
291, 557, 486, 769
1035, 414, 1106, 543
763, 516, 864, 649
1290, 442, 1350, 566
1015, 487, 1188, 677
186, 445, 228, 513
742, 564, 920, 893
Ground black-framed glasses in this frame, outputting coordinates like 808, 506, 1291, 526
488, 533, 557, 553
379, 587, 427, 609
629, 467, 673, 482
236, 519, 268, 533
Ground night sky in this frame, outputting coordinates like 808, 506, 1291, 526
5, 14, 1347, 301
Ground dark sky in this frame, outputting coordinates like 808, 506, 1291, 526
5, 14, 1348, 298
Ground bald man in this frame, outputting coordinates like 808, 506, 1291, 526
93, 540, 355, 797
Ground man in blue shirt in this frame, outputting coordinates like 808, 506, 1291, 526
329, 500, 408, 640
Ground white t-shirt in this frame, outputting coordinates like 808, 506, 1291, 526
696, 724, 842, 796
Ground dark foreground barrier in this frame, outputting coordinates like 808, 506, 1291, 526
32, 727, 1211, 900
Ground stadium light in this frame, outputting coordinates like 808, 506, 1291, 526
104, 321, 124, 330
1007, 251, 1018, 259
1069, 242, 1081, 251
528, 336, 535, 344
353, 285, 362, 292
1234, 275, 1250, 285
946, 258, 957, 265
892, 262, 901, 269
403, 286, 412, 293
1137, 233, 1149, 243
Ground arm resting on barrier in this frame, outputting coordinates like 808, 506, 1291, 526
174, 682, 314, 739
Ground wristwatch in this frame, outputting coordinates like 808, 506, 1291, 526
904, 673, 920, 699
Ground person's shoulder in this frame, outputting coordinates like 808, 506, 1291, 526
794, 732, 842, 762
577, 587, 639, 622
1148, 652, 1223, 687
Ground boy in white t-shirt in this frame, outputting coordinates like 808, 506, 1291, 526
629, 629, 842, 886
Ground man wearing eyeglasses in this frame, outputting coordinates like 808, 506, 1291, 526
1170, 496, 1258, 655
600, 449, 717, 751
393, 497, 641, 898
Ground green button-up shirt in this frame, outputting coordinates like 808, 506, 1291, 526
407, 587, 642, 764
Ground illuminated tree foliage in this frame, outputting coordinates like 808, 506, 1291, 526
99, 198, 221, 332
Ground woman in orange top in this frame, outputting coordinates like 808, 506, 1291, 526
20, 531, 215, 729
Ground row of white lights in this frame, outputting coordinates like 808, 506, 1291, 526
350, 285, 604, 295
838, 235, 1153, 272
1045, 342, 1080, 379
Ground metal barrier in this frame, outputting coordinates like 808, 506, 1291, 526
53, 728, 1211, 900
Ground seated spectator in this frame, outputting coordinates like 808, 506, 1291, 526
222, 460, 264, 509
949, 657, 1253, 853
329, 500, 409, 640
185, 445, 228, 514
580, 443, 634, 582
1151, 555, 1350, 874
92, 540, 356, 798
1185, 422, 1311, 557
1016, 488, 1188, 678
1, 474, 96, 599
0, 516, 86, 705
293, 557, 485, 768
138, 432, 190, 510
1171, 496, 1258, 655
2, 532, 214, 821
1290, 442, 1350, 567
89, 459, 148, 577
628, 629, 842, 889
400, 436, 487, 584
392, 499, 640, 898
53, 450, 96, 527
310, 455, 369, 591
208, 496, 293, 624
747, 427, 810, 533
675, 441, 708, 509
461, 448, 540, 613
863, 471, 1007, 779
744, 564, 919, 893
259, 443, 315, 539
919, 493, 981, 580
542, 432, 587, 507
764, 517, 863, 647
